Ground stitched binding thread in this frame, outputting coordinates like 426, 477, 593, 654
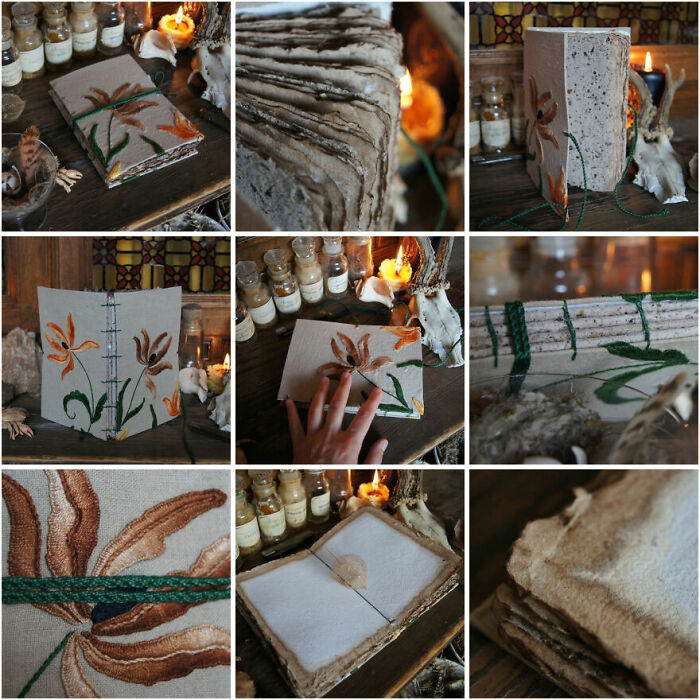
621, 294, 652, 349
505, 301, 531, 394
484, 305, 499, 367
562, 299, 578, 360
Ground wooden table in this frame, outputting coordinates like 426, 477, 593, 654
2, 394, 230, 464
470, 118, 698, 231
4, 48, 230, 231
235, 239, 464, 465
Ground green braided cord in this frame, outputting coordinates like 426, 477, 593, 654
4, 589, 230, 604
614, 104, 670, 219
649, 290, 698, 301
395, 333, 464, 369
563, 132, 587, 231
400, 125, 448, 231
476, 201, 568, 231
18, 630, 73, 698
484, 305, 499, 367
3, 575, 230, 589
505, 301, 531, 394
623, 296, 652, 349
562, 299, 577, 360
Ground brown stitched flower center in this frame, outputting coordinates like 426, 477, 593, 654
537, 109, 543, 121
346, 354, 356, 366
61, 342, 69, 350
148, 353, 157, 364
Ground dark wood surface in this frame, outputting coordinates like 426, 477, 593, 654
2, 394, 230, 464
5, 48, 230, 231
470, 118, 698, 231
235, 239, 464, 465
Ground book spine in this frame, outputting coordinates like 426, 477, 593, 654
103, 292, 119, 439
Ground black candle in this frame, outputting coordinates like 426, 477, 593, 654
632, 64, 666, 106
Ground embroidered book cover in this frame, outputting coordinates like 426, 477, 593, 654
48, 54, 204, 188
38, 286, 182, 440
277, 319, 424, 419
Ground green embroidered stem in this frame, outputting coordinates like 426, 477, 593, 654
477, 200, 568, 231
4, 590, 230, 604
125, 365, 147, 421
562, 299, 577, 360
107, 112, 114, 161
18, 630, 73, 698
563, 131, 586, 231
3, 575, 230, 589
180, 389, 196, 464
484, 305, 499, 368
140, 134, 165, 156
73, 353, 95, 431
505, 301, 531, 394
624, 296, 652, 349
356, 369, 402, 405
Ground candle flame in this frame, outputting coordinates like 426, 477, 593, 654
394, 245, 403, 276
371, 469, 379, 490
644, 51, 652, 72
641, 269, 651, 293
175, 6, 184, 27
400, 68, 413, 109
223, 353, 230, 371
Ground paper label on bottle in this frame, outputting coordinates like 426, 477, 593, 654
469, 120, 480, 148
73, 28, 97, 52
258, 509, 286, 537
300, 279, 324, 303
248, 298, 276, 325
327, 272, 348, 294
511, 116, 525, 143
482, 119, 511, 148
45, 38, 72, 63
19, 45, 45, 73
236, 518, 261, 548
284, 500, 307, 527
274, 289, 302, 314
311, 492, 330, 516
236, 313, 255, 341
100, 22, 125, 47
2, 59, 22, 86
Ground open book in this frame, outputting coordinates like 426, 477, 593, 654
38, 286, 181, 440
236, 508, 461, 696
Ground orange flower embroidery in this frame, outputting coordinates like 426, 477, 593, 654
134, 329, 173, 399
317, 333, 392, 379
46, 313, 100, 380
528, 76, 559, 164
381, 325, 421, 350
157, 110, 203, 140
547, 166, 569, 222
163, 380, 181, 417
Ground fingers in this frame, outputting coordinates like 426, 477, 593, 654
286, 398, 304, 449
364, 438, 388, 464
346, 386, 382, 441
307, 376, 330, 434
326, 371, 352, 433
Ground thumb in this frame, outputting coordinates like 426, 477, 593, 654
363, 438, 388, 464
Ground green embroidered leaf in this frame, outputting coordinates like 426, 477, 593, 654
116, 378, 131, 430
89, 124, 107, 168
140, 134, 165, 156
386, 373, 407, 407
150, 404, 157, 429
107, 132, 130, 163
92, 392, 108, 423
123, 397, 145, 425
594, 365, 669, 405
396, 360, 424, 368
63, 391, 91, 421
603, 342, 689, 365
378, 403, 414, 414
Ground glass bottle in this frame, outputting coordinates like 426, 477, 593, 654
593, 237, 652, 295
345, 236, 373, 283
235, 260, 277, 328
291, 237, 324, 305
11, 3, 45, 79
330, 469, 353, 508
180, 304, 203, 369
510, 71, 525, 146
2, 17, 23, 93
236, 295, 256, 344
469, 80, 480, 155
96, 1, 125, 55
263, 248, 302, 317
321, 237, 349, 299
70, 2, 98, 58
469, 236, 520, 306
522, 237, 591, 301
43, 2, 72, 72
305, 470, 330, 524
252, 475, 287, 546
278, 470, 307, 530
123, 1, 152, 44
480, 77, 510, 153
236, 487, 262, 556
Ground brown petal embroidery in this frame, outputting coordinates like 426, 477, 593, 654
78, 626, 231, 686
92, 535, 231, 636
338, 333, 359, 366
529, 76, 538, 113
358, 334, 371, 367
91, 489, 227, 576
110, 82, 131, 102
148, 361, 173, 376
317, 362, 349, 375
330, 337, 346, 365
61, 631, 101, 698
540, 102, 557, 125
145, 375, 157, 400
133, 334, 145, 363
537, 90, 552, 110
364, 357, 393, 372
537, 125, 560, 149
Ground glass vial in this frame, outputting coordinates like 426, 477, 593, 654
263, 248, 302, 317
305, 470, 330, 524
480, 77, 510, 153
2, 17, 23, 92
70, 2, 98, 58
124, 1, 152, 44
510, 71, 525, 146
469, 236, 520, 306
522, 237, 591, 301
469, 80, 480, 155
330, 469, 353, 507
252, 475, 287, 546
97, 1, 125, 55
345, 236, 373, 283
291, 237, 324, 305
321, 237, 349, 299
278, 470, 307, 530
236, 487, 262, 556
593, 237, 652, 295
236, 260, 278, 328
179, 304, 203, 369
236, 295, 256, 344
43, 2, 72, 72
11, 3, 45, 79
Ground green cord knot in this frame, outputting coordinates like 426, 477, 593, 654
505, 301, 531, 394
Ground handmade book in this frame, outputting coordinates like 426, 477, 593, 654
38, 286, 182, 440
49, 54, 204, 188
236, 507, 461, 697
523, 27, 630, 212
277, 319, 424, 418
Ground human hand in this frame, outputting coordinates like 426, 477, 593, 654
285, 372, 388, 464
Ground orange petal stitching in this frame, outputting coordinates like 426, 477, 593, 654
46, 332, 67, 354
61, 354, 75, 380
73, 340, 100, 353
67, 313, 75, 347
47, 322, 68, 345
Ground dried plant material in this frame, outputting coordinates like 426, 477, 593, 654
61, 631, 101, 698
92, 488, 227, 576
327, 552, 368, 590
18, 125, 43, 182
78, 626, 230, 686
55, 166, 83, 193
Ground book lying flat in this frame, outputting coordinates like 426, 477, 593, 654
38, 286, 181, 440
49, 54, 204, 188
236, 508, 461, 697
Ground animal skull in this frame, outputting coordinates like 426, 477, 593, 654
189, 45, 231, 118
208, 379, 230, 431
410, 290, 464, 367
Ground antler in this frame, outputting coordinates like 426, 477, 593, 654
657, 64, 686, 132
628, 69, 657, 137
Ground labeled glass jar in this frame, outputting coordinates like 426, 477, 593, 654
70, 2, 98, 58
510, 71, 525, 146
469, 80, 480, 155
305, 470, 330, 524
291, 237, 324, 305
43, 2, 72, 72
2, 16, 23, 92
11, 3, 45, 79
345, 236, 373, 282
96, 1, 125, 55
252, 477, 287, 545
480, 77, 510, 153
321, 236, 348, 299
263, 248, 302, 317
235, 488, 262, 556
236, 260, 277, 328
235, 296, 256, 344
278, 470, 307, 530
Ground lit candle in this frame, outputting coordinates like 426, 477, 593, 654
358, 470, 390, 507
632, 51, 665, 106
158, 6, 194, 50
378, 244, 412, 292
207, 353, 230, 395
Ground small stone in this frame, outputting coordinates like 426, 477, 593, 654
2, 327, 42, 397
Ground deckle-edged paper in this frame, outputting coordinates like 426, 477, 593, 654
48, 54, 204, 188
236, 507, 461, 697
277, 319, 424, 418
38, 286, 181, 440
